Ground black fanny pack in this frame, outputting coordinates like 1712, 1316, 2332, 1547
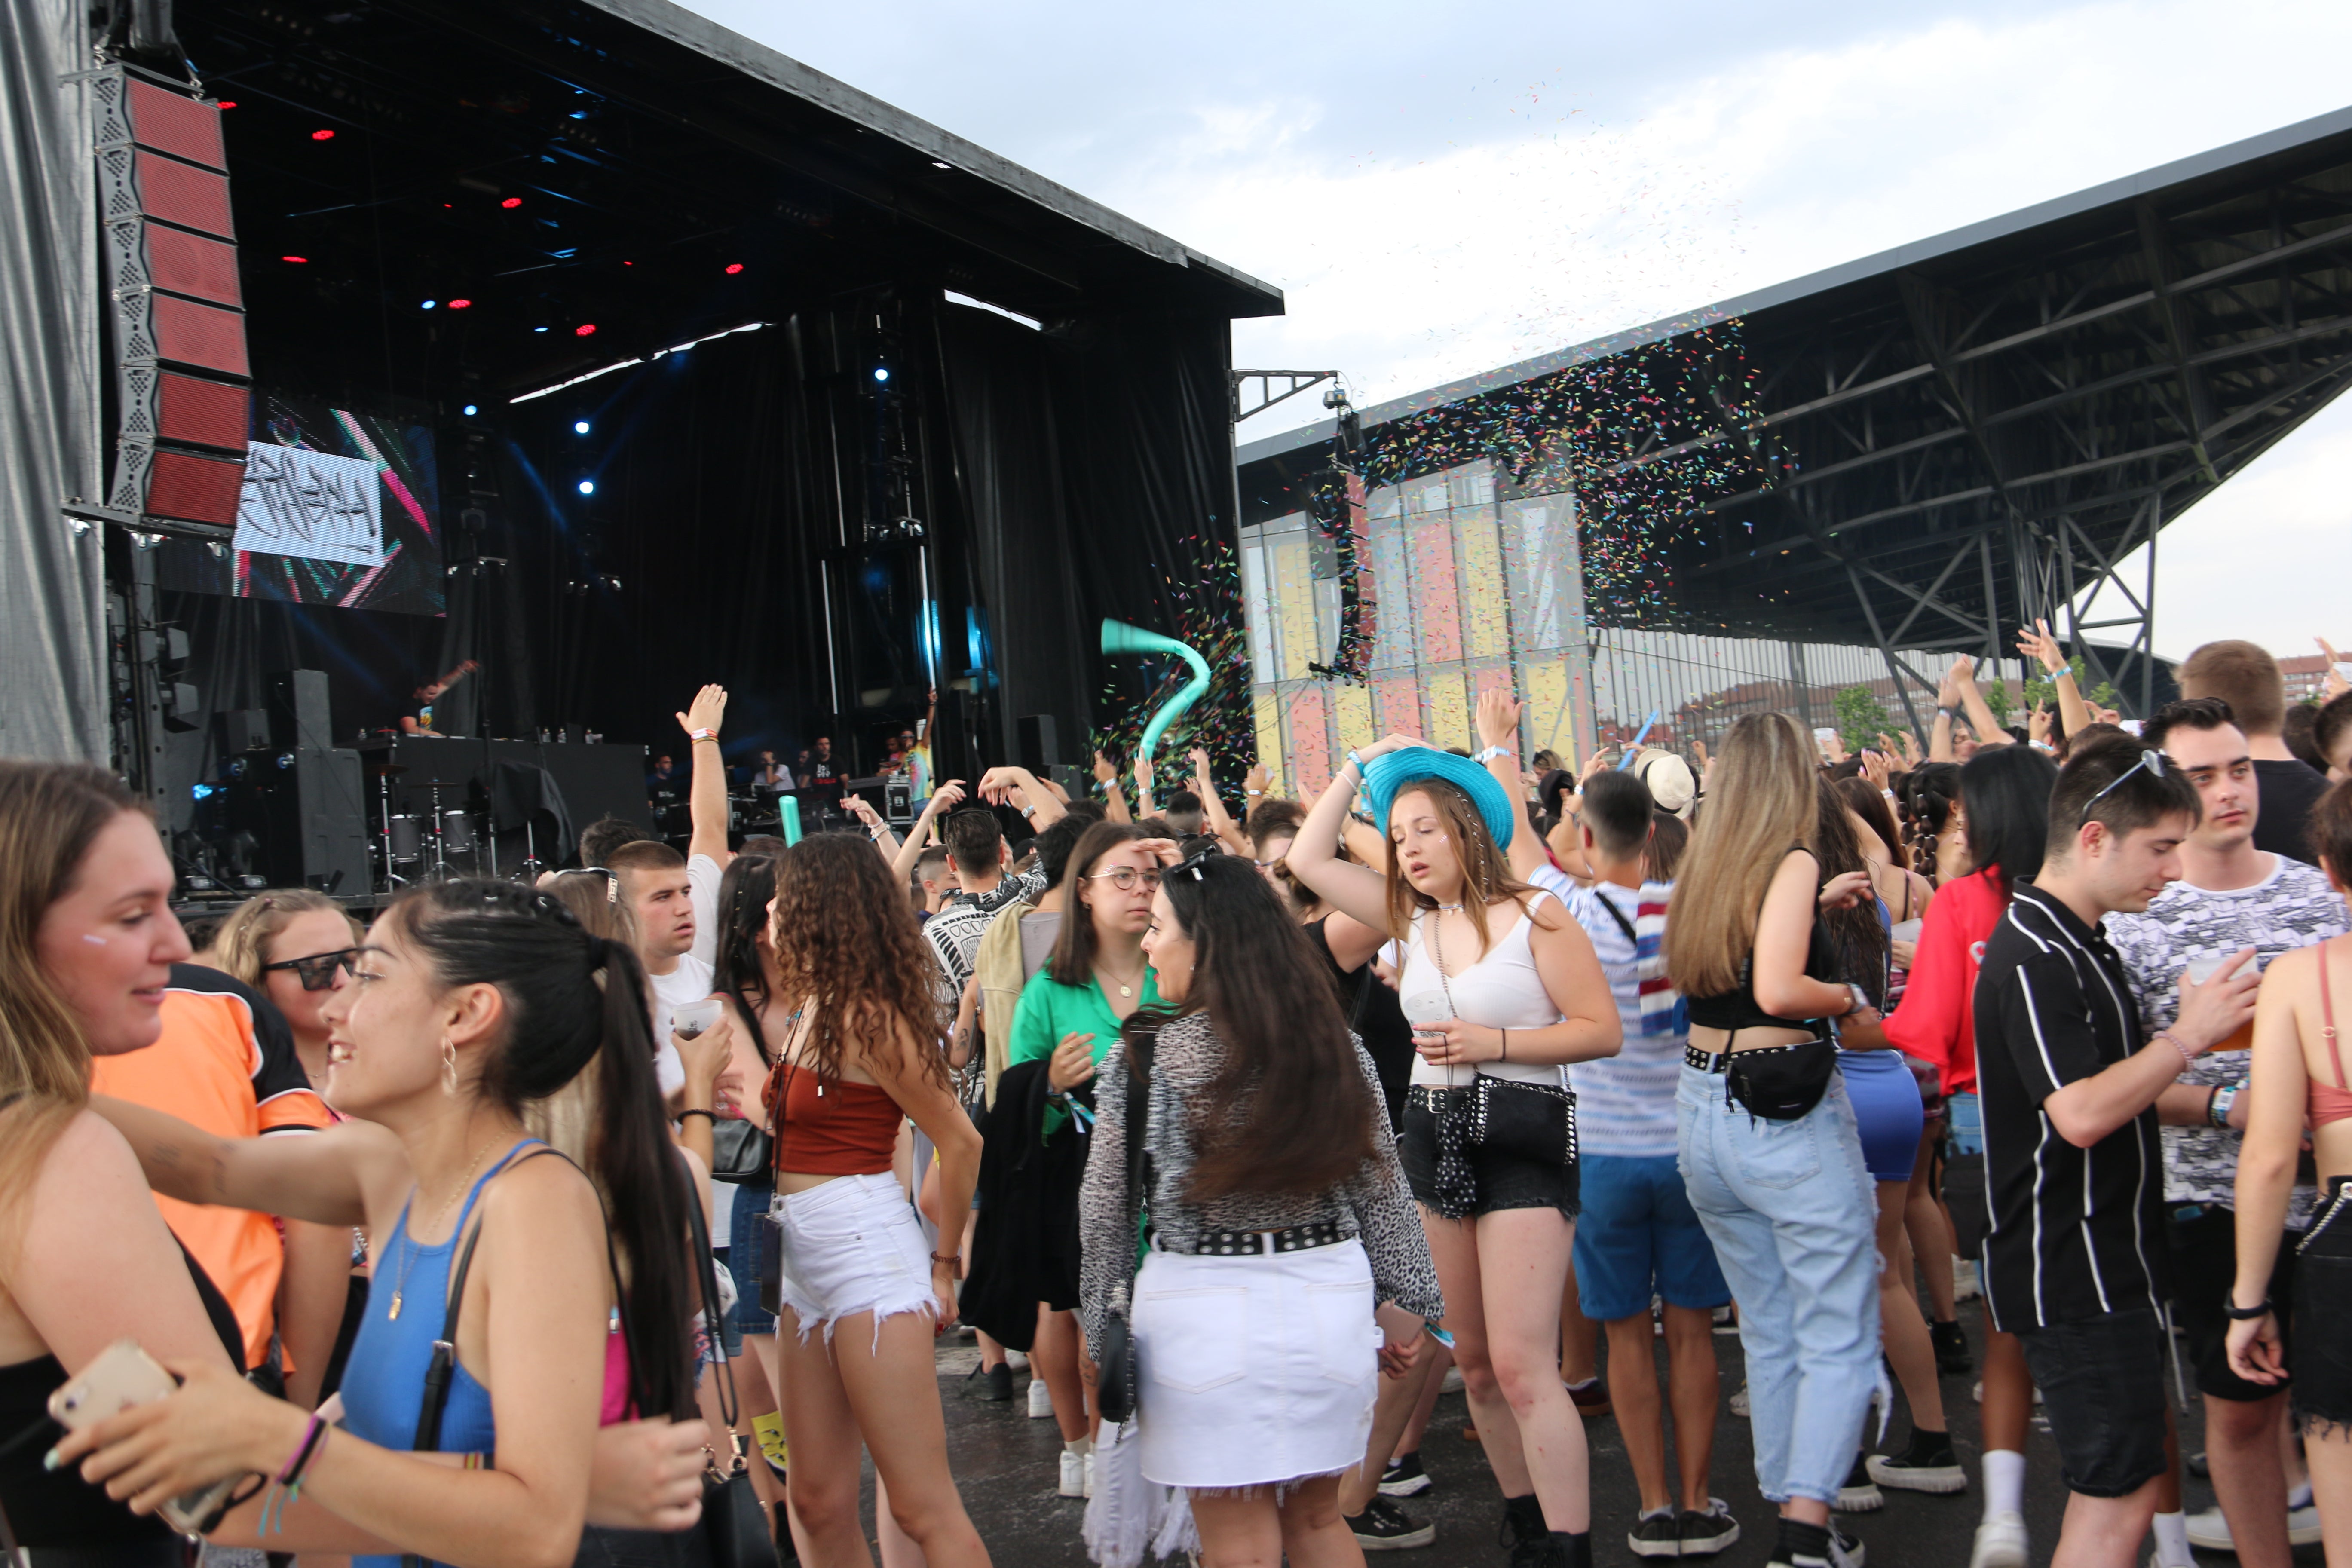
1719, 1038, 1838, 1122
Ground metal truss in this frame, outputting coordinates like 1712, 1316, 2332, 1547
1231, 370, 1338, 425
1595, 126, 2352, 719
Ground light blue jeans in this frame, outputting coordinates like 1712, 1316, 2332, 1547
1676, 1063, 1883, 1505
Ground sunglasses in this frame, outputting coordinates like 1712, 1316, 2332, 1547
1084, 866, 1162, 892
2077, 748, 2165, 826
261, 949, 358, 991
554, 867, 620, 903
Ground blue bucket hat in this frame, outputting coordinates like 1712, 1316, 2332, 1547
1361, 746, 1516, 851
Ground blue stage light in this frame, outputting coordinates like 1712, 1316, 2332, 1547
873, 367, 890, 383
192, 783, 215, 800
462, 404, 478, 416
574, 420, 591, 434
578, 479, 595, 495
421, 299, 436, 309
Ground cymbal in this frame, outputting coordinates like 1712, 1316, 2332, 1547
369, 763, 409, 777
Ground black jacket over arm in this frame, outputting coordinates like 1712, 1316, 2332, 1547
959, 1058, 1089, 1349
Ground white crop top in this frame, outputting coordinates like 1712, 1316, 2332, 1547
1398, 890, 1567, 1088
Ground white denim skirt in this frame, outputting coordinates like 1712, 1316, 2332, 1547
769, 1171, 937, 1351
1130, 1236, 1379, 1491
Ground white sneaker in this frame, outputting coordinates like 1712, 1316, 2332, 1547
1729, 1381, 1750, 1418
1006, 1348, 1030, 1370
1953, 1258, 1980, 1302
1029, 1378, 1055, 1418
1440, 1366, 1464, 1395
1058, 1448, 1085, 1498
1970, 1379, 2042, 1404
1969, 1511, 2028, 1568
2186, 1503, 2325, 1550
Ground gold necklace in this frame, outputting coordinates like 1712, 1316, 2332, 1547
1096, 956, 1147, 1000
387, 1136, 501, 1321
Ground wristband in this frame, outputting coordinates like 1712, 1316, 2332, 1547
689, 728, 717, 743
2209, 1083, 2240, 1128
930, 1250, 964, 1277
1342, 749, 1366, 775
677, 1107, 716, 1124
2155, 1030, 2196, 1072
2222, 1296, 2272, 1321
1473, 745, 1510, 764
278, 1415, 328, 1485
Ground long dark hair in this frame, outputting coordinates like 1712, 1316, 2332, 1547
1900, 762, 1963, 880
1958, 745, 2060, 903
1813, 780, 1892, 1006
1132, 854, 1378, 1203
1832, 775, 1902, 866
1048, 820, 1149, 988
389, 878, 695, 1421
713, 854, 780, 1066
768, 834, 948, 1091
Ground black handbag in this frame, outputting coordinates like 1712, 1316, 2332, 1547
684, 1185, 767, 1568
707, 1117, 772, 1185
1723, 1038, 1839, 1121
1094, 1025, 1158, 1426
1464, 1072, 1579, 1170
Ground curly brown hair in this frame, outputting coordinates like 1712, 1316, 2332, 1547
767, 832, 951, 1092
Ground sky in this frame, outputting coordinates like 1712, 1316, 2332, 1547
677, 0, 2352, 662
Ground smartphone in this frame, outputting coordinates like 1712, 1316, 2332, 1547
49, 1340, 247, 1534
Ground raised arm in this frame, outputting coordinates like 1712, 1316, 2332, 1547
1188, 747, 1249, 856
1093, 750, 1132, 825
1948, 656, 2009, 750
676, 684, 733, 868
978, 766, 1066, 831
1288, 735, 1417, 932
89, 1094, 400, 1229
887, 779, 965, 882
1476, 688, 1545, 881
1132, 750, 1158, 819
2017, 619, 2090, 742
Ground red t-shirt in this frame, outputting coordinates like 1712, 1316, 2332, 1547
1883, 867, 2007, 1098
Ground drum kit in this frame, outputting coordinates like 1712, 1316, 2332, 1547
369, 762, 513, 888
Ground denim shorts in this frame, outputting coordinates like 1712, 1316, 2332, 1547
2294, 1177, 2352, 1434
2016, 1306, 2172, 1497
2167, 1203, 2293, 1402
725, 1178, 778, 1338
1572, 1152, 1730, 1320
770, 1171, 938, 1349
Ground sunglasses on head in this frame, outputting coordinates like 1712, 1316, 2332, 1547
2077, 748, 2166, 826
554, 867, 620, 903
261, 949, 358, 991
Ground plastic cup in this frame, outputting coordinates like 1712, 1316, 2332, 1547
2183, 957, 2225, 986
1890, 919, 1924, 945
671, 998, 724, 1040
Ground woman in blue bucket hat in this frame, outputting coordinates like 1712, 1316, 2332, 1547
1290, 735, 1622, 1568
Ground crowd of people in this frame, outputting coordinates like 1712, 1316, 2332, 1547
6, 635, 2352, 1568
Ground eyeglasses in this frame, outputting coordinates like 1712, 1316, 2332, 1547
1084, 866, 1161, 892
2077, 747, 2165, 826
261, 949, 358, 991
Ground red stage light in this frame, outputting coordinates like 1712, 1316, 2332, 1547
447, 299, 472, 309
500, 196, 522, 209
725, 263, 744, 274
311, 129, 334, 141
575, 323, 597, 336
281, 255, 307, 264
217, 101, 237, 109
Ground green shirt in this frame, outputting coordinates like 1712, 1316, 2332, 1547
1006, 963, 1161, 1137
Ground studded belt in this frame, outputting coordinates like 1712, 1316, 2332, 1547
1158, 1220, 1347, 1256
1685, 1041, 1820, 1074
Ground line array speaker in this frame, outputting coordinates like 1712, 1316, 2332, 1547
95, 70, 249, 529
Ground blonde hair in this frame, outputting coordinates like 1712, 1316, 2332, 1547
1383, 777, 1547, 958
0, 764, 149, 1227
524, 871, 641, 1175
211, 889, 364, 987
1665, 713, 1817, 999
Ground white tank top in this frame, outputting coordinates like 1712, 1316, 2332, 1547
1399, 890, 1567, 1089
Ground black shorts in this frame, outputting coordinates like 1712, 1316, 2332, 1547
2167, 1203, 2294, 1402
1401, 1087, 1577, 1219
2015, 1306, 2172, 1498
2294, 1177, 2352, 1435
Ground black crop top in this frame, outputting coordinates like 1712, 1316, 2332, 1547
1685, 896, 1844, 1038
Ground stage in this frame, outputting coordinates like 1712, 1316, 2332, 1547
1, 0, 1281, 897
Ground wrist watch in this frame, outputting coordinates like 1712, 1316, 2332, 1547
1841, 982, 1871, 1017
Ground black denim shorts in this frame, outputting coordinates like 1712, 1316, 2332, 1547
2016, 1305, 2172, 1498
2168, 1202, 2294, 1402
2293, 1177, 2352, 1435
1401, 1086, 1577, 1220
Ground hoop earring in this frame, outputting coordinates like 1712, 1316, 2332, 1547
441, 1038, 459, 1096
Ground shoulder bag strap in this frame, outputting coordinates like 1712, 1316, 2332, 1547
1592, 888, 1641, 949
1122, 1026, 1158, 1242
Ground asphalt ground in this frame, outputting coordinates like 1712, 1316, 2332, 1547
838, 1308, 2330, 1567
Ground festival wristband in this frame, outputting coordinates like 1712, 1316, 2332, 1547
1473, 745, 1510, 764
689, 728, 718, 743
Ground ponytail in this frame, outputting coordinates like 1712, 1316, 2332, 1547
392, 879, 696, 1421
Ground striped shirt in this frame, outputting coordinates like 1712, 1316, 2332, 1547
1528, 867, 1685, 1158
1975, 883, 2168, 1332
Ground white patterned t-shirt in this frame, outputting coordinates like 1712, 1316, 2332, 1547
2107, 854, 2348, 1222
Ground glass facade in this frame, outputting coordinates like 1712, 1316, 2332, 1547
1240, 457, 1950, 789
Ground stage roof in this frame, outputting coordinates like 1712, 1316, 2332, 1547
180, 0, 1282, 400
1238, 103, 2352, 672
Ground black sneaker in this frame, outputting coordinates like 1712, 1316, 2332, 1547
1865, 1443, 1968, 1494
1379, 1451, 1432, 1497
1930, 1319, 1973, 1375
1834, 1457, 1883, 1513
1765, 1524, 1864, 1568
1347, 1496, 1436, 1550
963, 1361, 1013, 1401
1677, 1500, 1740, 1558
1629, 1509, 1683, 1558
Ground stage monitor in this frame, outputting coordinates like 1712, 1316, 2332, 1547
156, 390, 446, 615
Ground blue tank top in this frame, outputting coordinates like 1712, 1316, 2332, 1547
341, 1139, 542, 1568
